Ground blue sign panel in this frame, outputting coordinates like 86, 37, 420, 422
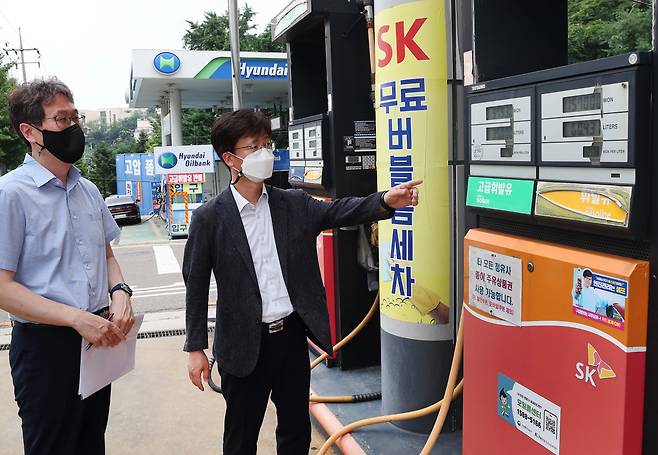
153, 52, 181, 75
273, 149, 290, 172
208, 59, 288, 80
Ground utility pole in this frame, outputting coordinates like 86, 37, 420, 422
228, 0, 243, 110
3, 28, 40, 83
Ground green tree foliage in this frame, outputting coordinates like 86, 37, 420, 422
182, 108, 221, 145
569, 0, 652, 63
136, 130, 149, 152
79, 112, 143, 194
180, 6, 284, 146
183, 5, 283, 52
0, 57, 25, 174
82, 142, 116, 198
144, 107, 162, 152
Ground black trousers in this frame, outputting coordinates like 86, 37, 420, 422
219, 313, 311, 455
9, 323, 111, 455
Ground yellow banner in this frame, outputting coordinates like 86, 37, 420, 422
375, 0, 450, 326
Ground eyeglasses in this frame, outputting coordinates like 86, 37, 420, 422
233, 142, 273, 153
45, 114, 86, 128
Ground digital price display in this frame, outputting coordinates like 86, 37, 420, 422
563, 92, 601, 113
563, 119, 601, 138
486, 126, 513, 141
486, 104, 514, 120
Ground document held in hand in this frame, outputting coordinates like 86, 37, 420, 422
78, 313, 144, 399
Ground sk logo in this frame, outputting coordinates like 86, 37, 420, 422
575, 343, 616, 387
159, 152, 177, 169
153, 52, 181, 75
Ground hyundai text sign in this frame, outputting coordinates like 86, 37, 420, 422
154, 145, 215, 174
153, 52, 181, 75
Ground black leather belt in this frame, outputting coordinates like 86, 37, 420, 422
262, 312, 297, 334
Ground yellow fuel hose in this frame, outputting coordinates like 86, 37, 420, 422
420, 305, 464, 454
318, 380, 464, 454
318, 306, 465, 455
310, 293, 380, 370
309, 293, 381, 403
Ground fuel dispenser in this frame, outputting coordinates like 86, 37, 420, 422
271, 0, 378, 368
463, 53, 652, 455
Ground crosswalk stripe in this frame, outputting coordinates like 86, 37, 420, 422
152, 245, 181, 275
132, 289, 217, 300
133, 284, 216, 296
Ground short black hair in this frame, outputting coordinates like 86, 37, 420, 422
583, 269, 593, 278
8, 78, 74, 148
210, 109, 271, 163
500, 389, 507, 400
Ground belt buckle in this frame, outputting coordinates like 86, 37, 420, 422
268, 319, 284, 334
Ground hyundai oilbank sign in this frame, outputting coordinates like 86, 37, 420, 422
154, 145, 215, 174
153, 52, 181, 75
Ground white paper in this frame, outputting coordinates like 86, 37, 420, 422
78, 314, 144, 399
469, 246, 523, 325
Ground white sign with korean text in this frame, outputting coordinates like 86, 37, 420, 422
469, 246, 522, 325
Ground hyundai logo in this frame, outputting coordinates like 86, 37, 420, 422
159, 152, 178, 169
153, 52, 181, 75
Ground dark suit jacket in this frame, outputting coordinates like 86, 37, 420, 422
182, 185, 393, 377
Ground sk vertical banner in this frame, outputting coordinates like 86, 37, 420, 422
375, 0, 451, 336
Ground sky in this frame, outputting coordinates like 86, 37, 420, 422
0, 0, 286, 109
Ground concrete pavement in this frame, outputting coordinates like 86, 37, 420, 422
0, 334, 333, 454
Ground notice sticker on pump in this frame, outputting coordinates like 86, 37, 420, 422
571, 267, 627, 330
469, 246, 522, 325
498, 373, 561, 454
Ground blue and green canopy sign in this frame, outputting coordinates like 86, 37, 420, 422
195, 58, 288, 80
153, 52, 181, 75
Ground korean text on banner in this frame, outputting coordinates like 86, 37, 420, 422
376, 0, 450, 330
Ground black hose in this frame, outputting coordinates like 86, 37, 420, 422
207, 357, 223, 394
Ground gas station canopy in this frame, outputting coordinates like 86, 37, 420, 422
128, 49, 290, 109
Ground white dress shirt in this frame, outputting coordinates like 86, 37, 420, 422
230, 184, 294, 323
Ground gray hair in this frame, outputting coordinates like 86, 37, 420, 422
8, 77, 75, 147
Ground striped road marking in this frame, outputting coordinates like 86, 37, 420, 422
152, 245, 181, 275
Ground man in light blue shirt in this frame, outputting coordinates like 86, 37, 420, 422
0, 79, 135, 455
573, 269, 611, 315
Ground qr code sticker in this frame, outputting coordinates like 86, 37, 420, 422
362, 155, 376, 170
544, 410, 558, 438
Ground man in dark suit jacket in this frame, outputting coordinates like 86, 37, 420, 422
183, 109, 421, 455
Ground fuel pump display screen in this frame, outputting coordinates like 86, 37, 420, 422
563, 92, 601, 113
563, 119, 601, 137
486, 104, 513, 120
486, 126, 513, 141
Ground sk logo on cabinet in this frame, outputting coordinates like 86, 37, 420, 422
575, 343, 616, 387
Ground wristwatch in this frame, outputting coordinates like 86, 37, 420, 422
380, 191, 395, 212
110, 282, 133, 298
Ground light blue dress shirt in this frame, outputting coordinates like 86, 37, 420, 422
0, 154, 120, 323
573, 286, 610, 314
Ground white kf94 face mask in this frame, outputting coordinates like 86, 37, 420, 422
231, 147, 275, 183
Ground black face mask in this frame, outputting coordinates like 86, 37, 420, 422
34, 123, 85, 164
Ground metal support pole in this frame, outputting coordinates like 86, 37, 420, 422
18, 27, 26, 83
228, 0, 243, 110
